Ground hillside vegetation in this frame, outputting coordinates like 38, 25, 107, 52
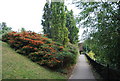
2, 41, 66, 79
2, 31, 78, 69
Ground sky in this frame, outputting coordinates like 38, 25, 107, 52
0, 0, 84, 42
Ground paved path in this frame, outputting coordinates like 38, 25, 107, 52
69, 54, 96, 80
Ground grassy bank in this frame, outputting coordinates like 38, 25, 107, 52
1, 42, 66, 79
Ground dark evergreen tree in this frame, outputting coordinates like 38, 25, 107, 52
41, 2, 51, 37
0, 22, 12, 35
21, 27, 26, 32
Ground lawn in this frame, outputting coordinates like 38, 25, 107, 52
1, 41, 66, 79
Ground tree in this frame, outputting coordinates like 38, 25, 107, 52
0, 22, 12, 35
41, 2, 51, 37
42, 1, 69, 46
50, 2, 69, 46
74, 1, 120, 69
66, 10, 79, 44
21, 27, 26, 32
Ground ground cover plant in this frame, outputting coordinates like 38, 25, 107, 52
2, 31, 78, 69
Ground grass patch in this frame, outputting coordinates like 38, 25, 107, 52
1, 42, 66, 79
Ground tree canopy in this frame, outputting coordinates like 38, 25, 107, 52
0, 22, 12, 35
42, 1, 79, 46
74, 1, 120, 69
66, 10, 79, 44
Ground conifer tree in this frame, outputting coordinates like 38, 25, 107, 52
0, 22, 12, 35
41, 2, 51, 37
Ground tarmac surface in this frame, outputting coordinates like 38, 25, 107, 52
69, 54, 96, 80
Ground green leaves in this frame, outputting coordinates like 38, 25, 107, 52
0, 22, 12, 35
42, 1, 70, 46
76, 2, 120, 69
66, 10, 79, 44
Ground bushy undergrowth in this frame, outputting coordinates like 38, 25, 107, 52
2, 31, 78, 69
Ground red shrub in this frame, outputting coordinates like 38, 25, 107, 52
2, 31, 66, 68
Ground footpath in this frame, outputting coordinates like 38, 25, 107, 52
69, 54, 96, 80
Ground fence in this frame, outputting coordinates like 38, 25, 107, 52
84, 53, 120, 81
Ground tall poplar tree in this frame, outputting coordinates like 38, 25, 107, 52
66, 10, 79, 44
42, 1, 69, 46
50, 2, 69, 45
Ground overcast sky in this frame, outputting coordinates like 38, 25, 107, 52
0, 0, 84, 41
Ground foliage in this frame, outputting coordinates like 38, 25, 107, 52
88, 51, 95, 60
21, 27, 26, 32
41, 2, 51, 37
65, 43, 79, 64
75, 1, 120, 69
41, 1, 69, 46
82, 42, 91, 53
66, 10, 79, 44
2, 42, 66, 79
50, 2, 69, 46
2, 31, 77, 69
0, 22, 12, 36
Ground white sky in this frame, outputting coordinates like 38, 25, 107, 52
0, 0, 84, 42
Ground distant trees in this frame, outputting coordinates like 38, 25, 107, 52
42, 1, 79, 46
75, 1, 120, 69
0, 22, 12, 35
21, 27, 26, 32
